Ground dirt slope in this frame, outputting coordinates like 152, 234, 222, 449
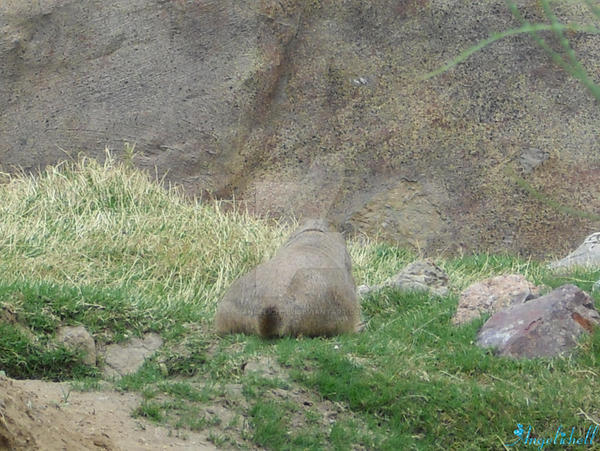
0, 375, 216, 451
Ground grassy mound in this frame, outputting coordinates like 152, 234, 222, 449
0, 152, 291, 315
1, 153, 599, 449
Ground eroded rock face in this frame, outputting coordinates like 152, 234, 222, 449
2, 1, 600, 256
476, 285, 600, 359
453, 274, 540, 325
0, 0, 282, 194
549, 232, 600, 272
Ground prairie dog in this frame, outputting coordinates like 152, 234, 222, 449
215, 219, 361, 337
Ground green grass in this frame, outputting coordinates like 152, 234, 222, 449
0, 281, 163, 340
250, 400, 290, 449
0, 321, 97, 380
1, 155, 599, 449
133, 400, 164, 422
277, 289, 600, 449
0, 150, 290, 319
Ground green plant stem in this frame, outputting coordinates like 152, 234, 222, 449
505, 167, 600, 222
423, 14, 600, 102
507, 0, 600, 101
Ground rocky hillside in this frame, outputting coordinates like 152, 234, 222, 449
1, 0, 599, 257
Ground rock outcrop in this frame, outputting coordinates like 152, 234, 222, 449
476, 285, 600, 358
2, 1, 600, 256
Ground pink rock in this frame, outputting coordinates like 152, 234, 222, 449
453, 274, 540, 325
476, 284, 600, 358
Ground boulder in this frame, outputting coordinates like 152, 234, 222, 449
102, 333, 163, 378
215, 218, 361, 337
549, 232, 600, 272
452, 274, 540, 325
55, 325, 96, 366
359, 259, 449, 298
476, 284, 600, 359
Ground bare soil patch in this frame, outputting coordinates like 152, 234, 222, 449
0, 375, 216, 451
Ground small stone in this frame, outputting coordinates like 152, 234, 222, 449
356, 285, 370, 296
549, 232, 600, 271
519, 147, 549, 173
358, 259, 449, 298
55, 325, 96, 366
102, 333, 163, 378
351, 77, 369, 86
385, 259, 449, 297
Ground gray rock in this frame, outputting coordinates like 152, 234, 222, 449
453, 274, 540, 325
102, 333, 163, 378
55, 325, 96, 366
476, 284, 600, 359
359, 259, 449, 297
549, 232, 600, 271
357, 284, 371, 297
243, 356, 286, 379
519, 148, 549, 173
356, 282, 379, 297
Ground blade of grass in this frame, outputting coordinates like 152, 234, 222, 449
422, 21, 600, 80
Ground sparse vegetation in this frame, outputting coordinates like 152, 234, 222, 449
424, 0, 600, 103
423, 0, 600, 226
0, 155, 599, 449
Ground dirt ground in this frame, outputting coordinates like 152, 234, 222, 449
0, 375, 216, 451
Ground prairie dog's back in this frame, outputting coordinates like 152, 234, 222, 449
215, 219, 360, 337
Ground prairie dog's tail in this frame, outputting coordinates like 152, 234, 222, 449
258, 305, 281, 338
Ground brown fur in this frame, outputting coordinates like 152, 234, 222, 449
258, 305, 281, 337
215, 219, 361, 337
